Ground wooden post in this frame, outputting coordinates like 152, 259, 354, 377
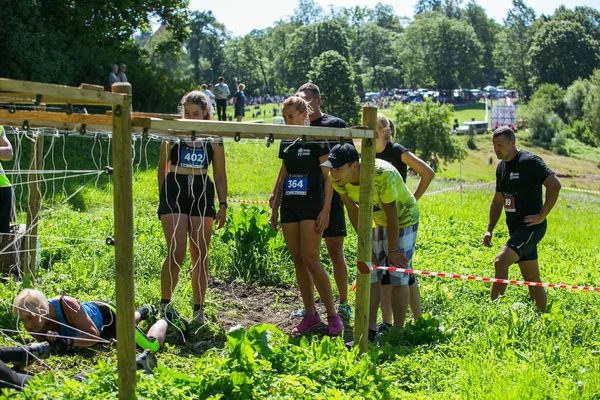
354, 106, 377, 353
24, 104, 45, 286
111, 83, 135, 400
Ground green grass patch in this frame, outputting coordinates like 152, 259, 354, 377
0, 126, 599, 398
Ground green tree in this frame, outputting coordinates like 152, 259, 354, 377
401, 13, 483, 93
393, 99, 459, 162
582, 69, 600, 143
357, 22, 401, 90
464, 1, 502, 85
187, 11, 227, 85
291, 0, 324, 26
274, 20, 351, 90
370, 3, 403, 32
518, 84, 566, 142
529, 19, 600, 88
494, 0, 536, 98
564, 79, 590, 120
0, 0, 189, 86
222, 34, 272, 96
307, 51, 361, 125
414, 0, 463, 19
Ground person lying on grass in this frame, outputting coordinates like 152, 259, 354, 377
12, 289, 189, 364
322, 144, 420, 341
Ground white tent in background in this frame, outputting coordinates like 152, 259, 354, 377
484, 85, 497, 92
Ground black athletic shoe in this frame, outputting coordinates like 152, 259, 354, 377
165, 308, 190, 343
136, 304, 155, 322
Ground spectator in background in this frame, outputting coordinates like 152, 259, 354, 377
207, 84, 217, 112
233, 84, 246, 122
107, 64, 119, 90
201, 84, 216, 119
117, 64, 128, 83
214, 76, 230, 121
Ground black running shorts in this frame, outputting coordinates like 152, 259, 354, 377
323, 201, 347, 238
280, 203, 322, 224
158, 172, 216, 218
506, 222, 547, 262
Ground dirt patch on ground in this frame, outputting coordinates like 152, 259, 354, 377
208, 281, 342, 338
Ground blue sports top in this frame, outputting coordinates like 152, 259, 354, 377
47, 298, 104, 337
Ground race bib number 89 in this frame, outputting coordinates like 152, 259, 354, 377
180, 149, 207, 168
503, 195, 516, 213
285, 175, 308, 196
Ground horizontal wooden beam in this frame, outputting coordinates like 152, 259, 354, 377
0, 110, 115, 132
0, 78, 126, 106
0, 110, 375, 140
142, 119, 375, 140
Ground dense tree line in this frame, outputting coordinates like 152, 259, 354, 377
1, 0, 599, 122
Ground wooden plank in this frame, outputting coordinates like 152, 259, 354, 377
354, 106, 377, 354
116, 111, 181, 120
0, 78, 125, 106
111, 83, 136, 400
0, 107, 376, 141
143, 119, 375, 140
0, 110, 112, 126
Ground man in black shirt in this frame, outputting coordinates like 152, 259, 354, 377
298, 82, 352, 320
483, 127, 561, 312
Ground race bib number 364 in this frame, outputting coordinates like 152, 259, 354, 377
285, 175, 308, 196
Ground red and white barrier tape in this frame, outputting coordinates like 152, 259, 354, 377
223, 182, 598, 206
371, 266, 600, 292
227, 198, 270, 205
563, 187, 600, 195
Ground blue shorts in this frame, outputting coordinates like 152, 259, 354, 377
371, 223, 418, 286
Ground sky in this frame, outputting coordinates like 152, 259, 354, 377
189, 0, 599, 37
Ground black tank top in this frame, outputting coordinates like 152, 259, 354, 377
170, 141, 214, 169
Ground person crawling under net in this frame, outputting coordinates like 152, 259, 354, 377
4, 289, 190, 390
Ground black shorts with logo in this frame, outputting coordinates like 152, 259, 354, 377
323, 201, 347, 238
157, 172, 216, 218
506, 222, 547, 262
280, 203, 322, 223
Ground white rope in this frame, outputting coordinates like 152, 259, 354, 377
0, 330, 59, 375
11, 171, 103, 186
0, 329, 110, 344
2, 170, 102, 175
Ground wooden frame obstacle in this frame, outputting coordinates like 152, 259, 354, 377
0, 77, 378, 399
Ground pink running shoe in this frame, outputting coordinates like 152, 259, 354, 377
292, 313, 322, 335
327, 314, 344, 336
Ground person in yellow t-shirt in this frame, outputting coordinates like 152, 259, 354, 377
0, 127, 14, 233
321, 143, 419, 337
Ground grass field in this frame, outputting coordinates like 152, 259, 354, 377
0, 125, 599, 398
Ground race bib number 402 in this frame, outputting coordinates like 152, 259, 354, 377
180, 149, 207, 168
285, 175, 308, 196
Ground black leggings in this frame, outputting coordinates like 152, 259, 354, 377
0, 347, 33, 390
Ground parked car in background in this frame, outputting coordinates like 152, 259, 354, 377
454, 121, 488, 135
364, 92, 379, 101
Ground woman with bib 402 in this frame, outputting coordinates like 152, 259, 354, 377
157, 91, 228, 325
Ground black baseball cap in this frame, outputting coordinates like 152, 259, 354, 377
320, 143, 359, 169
